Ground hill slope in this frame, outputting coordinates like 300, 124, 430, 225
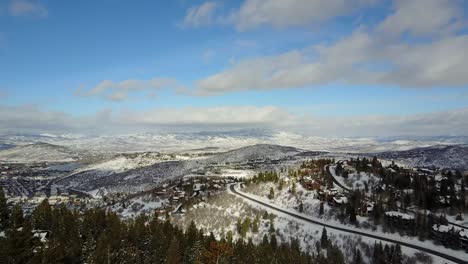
206, 144, 302, 163
0, 143, 82, 163
377, 144, 468, 170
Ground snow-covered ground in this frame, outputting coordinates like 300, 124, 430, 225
218, 168, 256, 179
2, 131, 465, 154
233, 184, 468, 264
329, 164, 380, 194
0, 143, 80, 163
110, 194, 169, 218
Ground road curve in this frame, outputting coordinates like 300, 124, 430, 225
324, 164, 468, 230
229, 184, 467, 264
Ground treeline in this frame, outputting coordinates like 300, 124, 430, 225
371, 242, 403, 264
0, 188, 328, 264
248, 171, 279, 184
335, 157, 382, 178
299, 159, 334, 171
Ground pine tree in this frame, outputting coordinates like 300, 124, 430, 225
226, 230, 233, 244
241, 217, 251, 238
252, 216, 259, 233
352, 248, 362, 264
320, 227, 328, 248
166, 237, 181, 264
0, 187, 9, 230
10, 203, 24, 229
187, 220, 198, 247
268, 188, 275, 200
268, 218, 275, 233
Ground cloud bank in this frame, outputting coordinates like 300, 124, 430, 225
75, 78, 178, 102
1, 104, 468, 137
190, 0, 468, 95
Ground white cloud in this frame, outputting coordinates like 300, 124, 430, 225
9, 0, 48, 18
1, 104, 468, 137
378, 0, 464, 37
229, 0, 375, 31
182, 1, 219, 28
121, 105, 290, 126
192, 0, 468, 95
180, 0, 375, 30
75, 78, 178, 102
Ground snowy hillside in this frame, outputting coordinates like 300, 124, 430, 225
57, 144, 301, 194
0, 143, 82, 163
206, 144, 302, 163
1, 131, 465, 153
59, 160, 197, 193
376, 145, 468, 170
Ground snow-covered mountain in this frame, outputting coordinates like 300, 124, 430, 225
1, 130, 466, 154
0, 143, 83, 163
56, 144, 303, 194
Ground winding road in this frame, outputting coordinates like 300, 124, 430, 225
229, 184, 468, 264
324, 164, 468, 230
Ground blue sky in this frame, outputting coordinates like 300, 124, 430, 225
1, 0, 468, 136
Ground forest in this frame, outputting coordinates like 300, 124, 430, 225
0, 188, 348, 264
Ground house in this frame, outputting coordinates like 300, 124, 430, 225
301, 177, 321, 191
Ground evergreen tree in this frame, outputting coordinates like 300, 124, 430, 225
166, 237, 181, 264
320, 227, 328, 248
252, 216, 259, 233
353, 248, 362, 264
0, 187, 9, 230
226, 230, 233, 244
268, 188, 275, 200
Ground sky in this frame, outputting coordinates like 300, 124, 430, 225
1, 0, 468, 137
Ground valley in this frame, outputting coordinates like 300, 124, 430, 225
1, 135, 468, 263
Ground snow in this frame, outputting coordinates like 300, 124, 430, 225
385, 211, 415, 220
333, 196, 348, 204
433, 224, 468, 239
230, 184, 468, 263
33, 231, 48, 242
119, 196, 169, 218
3, 131, 464, 155
193, 184, 203, 191
0, 143, 79, 163
329, 164, 380, 194
219, 169, 255, 179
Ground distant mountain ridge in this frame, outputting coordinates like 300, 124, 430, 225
376, 144, 468, 170
207, 144, 302, 163
2, 131, 466, 153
